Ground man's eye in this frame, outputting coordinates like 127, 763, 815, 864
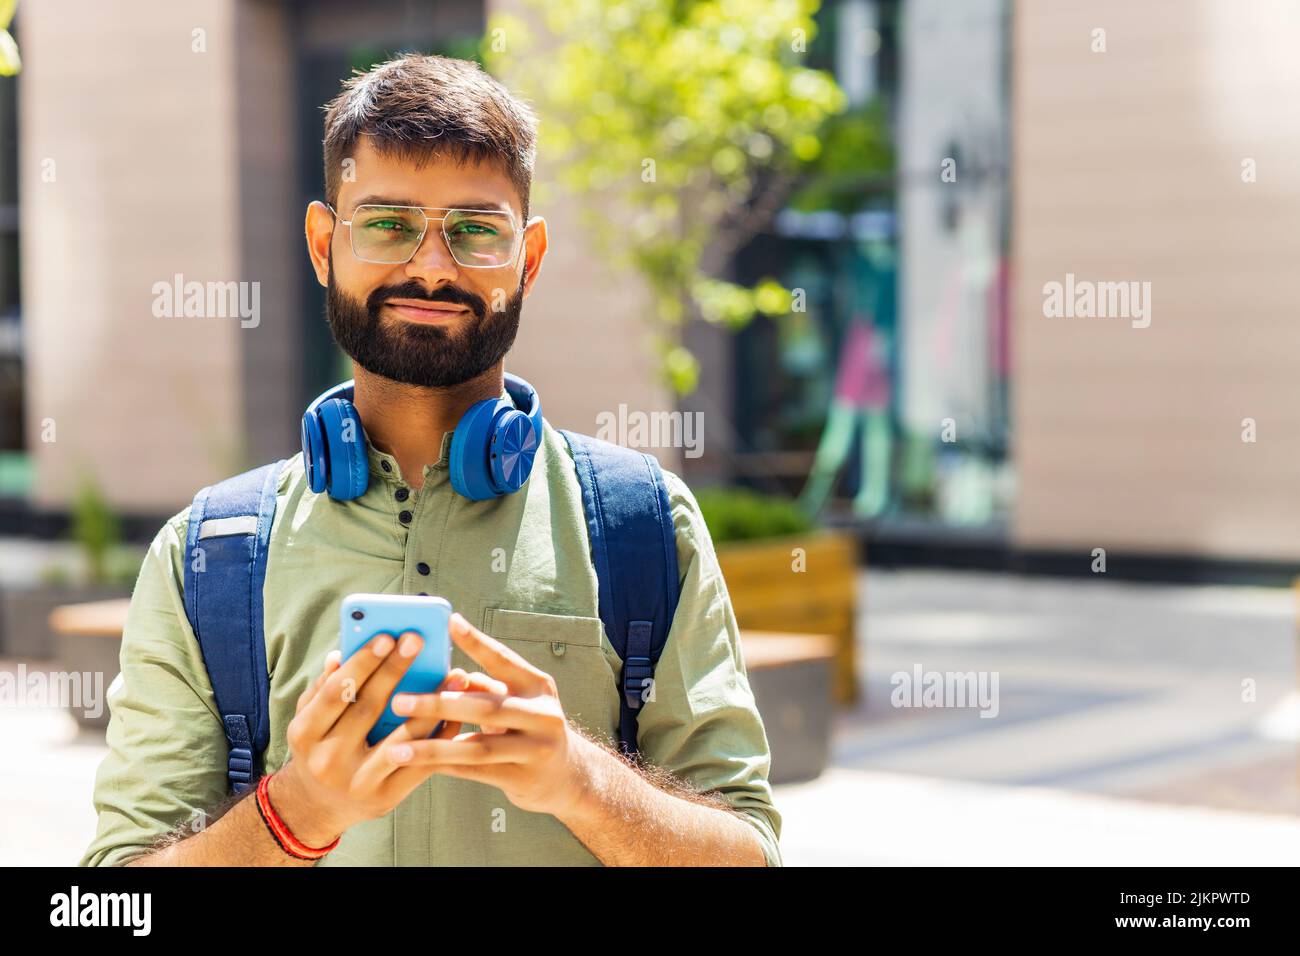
451, 221, 496, 236
365, 219, 410, 233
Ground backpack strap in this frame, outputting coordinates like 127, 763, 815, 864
182, 459, 286, 794
557, 430, 680, 758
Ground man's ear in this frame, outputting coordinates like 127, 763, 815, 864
305, 200, 336, 287
520, 215, 548, 295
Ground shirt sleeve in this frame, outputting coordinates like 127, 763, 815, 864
631, 469, 783, 867
79, 510, 230, 866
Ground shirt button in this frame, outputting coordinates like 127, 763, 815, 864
416, 562, 430, 576
399, 510, 413, 524
381, 460, 392, 473
418, 591, 429, 597
395, 487, 410, 502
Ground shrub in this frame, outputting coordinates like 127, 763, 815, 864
694, 486, 814, 545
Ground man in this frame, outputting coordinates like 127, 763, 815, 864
81, 54, 780, 867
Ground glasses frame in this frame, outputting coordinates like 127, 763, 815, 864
326, 202, 527, 269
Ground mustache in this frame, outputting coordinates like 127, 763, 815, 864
366, 281, 486, 319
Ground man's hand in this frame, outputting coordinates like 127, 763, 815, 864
376, 613, 768, 866
380, 612, 591, 817
271, 631, 508, 846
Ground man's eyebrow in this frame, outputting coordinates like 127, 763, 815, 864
349, 195, 514, 214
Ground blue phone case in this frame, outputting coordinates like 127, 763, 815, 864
339, 593, 452, 745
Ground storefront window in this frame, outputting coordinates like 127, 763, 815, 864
728, 0, 1012, 530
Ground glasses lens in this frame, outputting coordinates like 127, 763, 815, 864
443, 209, 518, 267
350, 205, 427, 262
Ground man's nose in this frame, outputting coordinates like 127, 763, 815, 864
404, 223, 460, 285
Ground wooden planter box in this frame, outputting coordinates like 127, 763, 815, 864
716, 529, 859, 704
741, 631, 836, 784
49, 598, 130, 731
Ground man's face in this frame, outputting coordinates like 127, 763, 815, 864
312, 138, 542, 388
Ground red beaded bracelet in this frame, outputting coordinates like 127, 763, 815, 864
255, 772, 341, 861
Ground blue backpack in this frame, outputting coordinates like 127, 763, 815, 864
181, 430, 680, 794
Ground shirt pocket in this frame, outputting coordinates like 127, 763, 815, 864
470, 607, 622, 746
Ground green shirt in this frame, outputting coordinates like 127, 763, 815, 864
80, 411, 782, 866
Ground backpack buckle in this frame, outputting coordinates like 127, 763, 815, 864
228, 745, 254, 791
622, 656, 653, 710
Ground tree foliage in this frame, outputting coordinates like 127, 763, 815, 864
485, 0, 846, 394
0, 0, 20, 76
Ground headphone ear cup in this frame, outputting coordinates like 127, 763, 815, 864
301, 411, 328, 494
316, 397, 369, 500
489, 410, 539, 492
450, 399, 503, 500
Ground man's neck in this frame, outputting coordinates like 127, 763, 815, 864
350, 364, 504, 491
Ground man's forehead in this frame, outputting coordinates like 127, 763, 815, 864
339, 137, 521, 216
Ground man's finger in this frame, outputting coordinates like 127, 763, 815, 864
459, 670, 509, 697
331, 631, 424, 743
424, 764, 512, 787
440, 667, 470, 691
295, 649, 343, 714
389, 689, 556, 733
448, 612, 550, 695
391, 668, 471, 740
294, 632, 400, 742
391, 732, 531, 767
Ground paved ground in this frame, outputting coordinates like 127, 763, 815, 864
843, 570, 1300, 814
776, 768, 1300, 866
5, 566, 1300, 865
771, 568, 1300, 864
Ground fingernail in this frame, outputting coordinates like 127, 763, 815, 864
390, 744, 412, 763
400, 634, 423, 658
450, 612, 467, 632
372, 636, 394, 656
392, 694, 413, 714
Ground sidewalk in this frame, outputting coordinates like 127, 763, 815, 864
775, 767, 1300, 866
0, 703, 105, 866
847, 569, 1300, 815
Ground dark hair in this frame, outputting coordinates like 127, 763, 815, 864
322, 54, 537, 221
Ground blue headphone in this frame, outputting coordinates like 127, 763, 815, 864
300, 373, 543, 501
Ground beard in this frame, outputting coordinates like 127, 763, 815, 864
325, 253, 524, 389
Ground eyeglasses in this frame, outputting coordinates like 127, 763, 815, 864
327, 203, 524, 268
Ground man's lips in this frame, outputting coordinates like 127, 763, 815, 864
384, 299, 470, 323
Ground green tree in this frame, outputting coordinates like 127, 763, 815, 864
0, 0, 19, 76
485, 0, 849, 395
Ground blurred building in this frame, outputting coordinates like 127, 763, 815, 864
1012, 0, 1300, 563
6, 0, 670, 516
5, 0, 1300, 570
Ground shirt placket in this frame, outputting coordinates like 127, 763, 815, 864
392, 460, 453, 867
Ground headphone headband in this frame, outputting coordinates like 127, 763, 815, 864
306, 374, 537, 424
502, 372, 542, 443
304, 379, 354, 417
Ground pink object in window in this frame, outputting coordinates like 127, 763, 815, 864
833, 319, 891, 410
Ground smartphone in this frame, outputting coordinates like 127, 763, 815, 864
339, 593, 452, 745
